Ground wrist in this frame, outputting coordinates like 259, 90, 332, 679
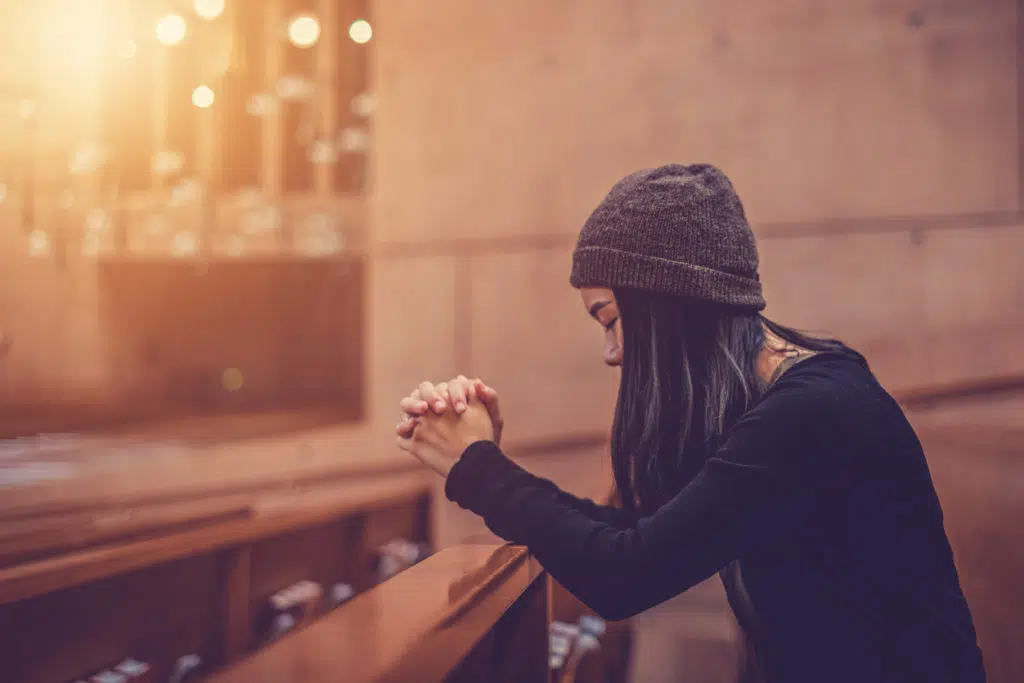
457, 436, 492, 455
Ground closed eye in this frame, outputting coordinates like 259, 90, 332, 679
603, 317, 619, 331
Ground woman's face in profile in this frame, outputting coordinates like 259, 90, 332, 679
580, 287, 623, 367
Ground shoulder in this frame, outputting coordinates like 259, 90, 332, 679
744, 351, 886, 441
767, 352, 879, 409
718, 353, 881, 471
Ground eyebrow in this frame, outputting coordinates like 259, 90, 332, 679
589, 301, 612, 318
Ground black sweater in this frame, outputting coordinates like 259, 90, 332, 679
444, 354, 985, 682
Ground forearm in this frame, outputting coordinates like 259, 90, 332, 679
551, 484, 633, 529
445, 442, 735, 619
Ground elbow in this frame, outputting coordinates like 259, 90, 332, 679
585, 594, 645, 622
593, 605, 637, 623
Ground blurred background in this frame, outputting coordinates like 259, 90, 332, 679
0, 1, 1021, 682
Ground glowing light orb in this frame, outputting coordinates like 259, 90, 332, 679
288, 15, 321, 48
156, 14, 187, 46
194, 0, 225, 20
222, 368, 244, 392
192, 85, 215, 108
349, 19, 372, 44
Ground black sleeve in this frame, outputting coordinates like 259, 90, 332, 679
444, 369, 850, 620
531, 478, 633, 529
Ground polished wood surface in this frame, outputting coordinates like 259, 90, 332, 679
0, 408, 607, 577
207, 544, 547, 683
0, 470, 430, 605
0, 420, 412, 521
0, 483, 433, 683
0, 417, 606, 516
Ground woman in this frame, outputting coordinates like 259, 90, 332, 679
396, 164, 985, 682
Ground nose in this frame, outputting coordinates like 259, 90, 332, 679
603, 342, 622, 367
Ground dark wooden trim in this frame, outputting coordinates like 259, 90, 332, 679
754, 210, 1021, 240
898, 374, 1024, 409
218, 545, 252, 664
0, 473, 430, 606
371, 211, 1024, 258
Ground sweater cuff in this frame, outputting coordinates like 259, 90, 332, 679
444, 440, 522, 512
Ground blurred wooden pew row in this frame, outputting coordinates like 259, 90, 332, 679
0, 415, 630, 683
0, 421, 414, 524
909, 393, 1024, 683
0, 470, 432, 606
208, 544, 549, 683
0, 458, 434, 683
0, 418, 605, 566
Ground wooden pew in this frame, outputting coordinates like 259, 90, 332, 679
547, 485, 633, 683
206, 544, 549, 683
0, 418, 435, 683
912, 397, 1024, 683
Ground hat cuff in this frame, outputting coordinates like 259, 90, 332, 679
570, 246, 766, 310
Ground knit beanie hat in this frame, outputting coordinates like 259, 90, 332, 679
570, 163, 766, 310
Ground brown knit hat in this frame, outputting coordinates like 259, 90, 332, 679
570, 164, 766, 310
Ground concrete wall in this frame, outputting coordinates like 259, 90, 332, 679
368, 0, 1024, 441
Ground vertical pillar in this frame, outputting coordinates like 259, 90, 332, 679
262, 0, 285, 200
315, 0, 339, 197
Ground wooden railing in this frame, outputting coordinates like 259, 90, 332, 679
207, 544, 549, 683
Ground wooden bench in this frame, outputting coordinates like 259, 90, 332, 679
911, 394, 1024, 683
0, 420, 435, 683
207, 544, 549, 683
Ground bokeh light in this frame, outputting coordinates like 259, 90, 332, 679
156, 14, 187, 46
288, 15, 321, 48
349, 19, 372, 44
171, 231, 199, 257
351, 92, 376, 117
193, 0, 226, 20
28, 230, 51, 258
152, 150, 186, 176
192, 85, 215, 108
222, 368, 245, 392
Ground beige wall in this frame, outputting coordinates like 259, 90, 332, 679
0, 237, 110, 408
368, 0, 1024, 440
0, 0, 1021, 438
365, 8, 1022, 676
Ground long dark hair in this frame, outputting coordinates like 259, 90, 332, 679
610, 287, 856, 517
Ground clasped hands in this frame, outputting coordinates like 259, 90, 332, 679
395, 375, 504, 477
